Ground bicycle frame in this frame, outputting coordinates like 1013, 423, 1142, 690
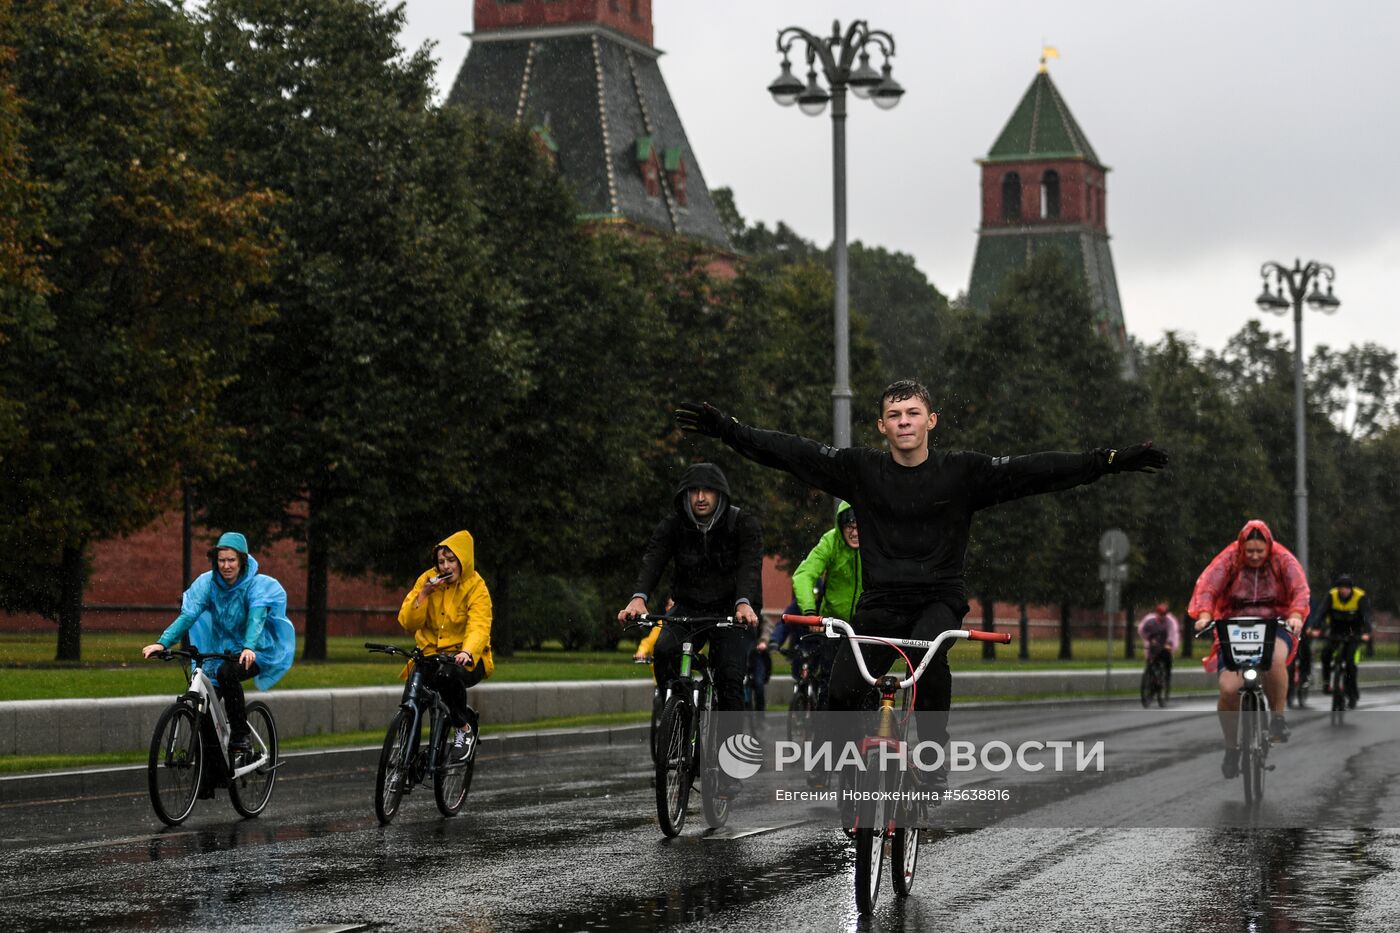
392, 651, 468, 786
171, 652, 274, 781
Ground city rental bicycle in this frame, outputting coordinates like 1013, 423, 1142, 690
146, 648, 279, 826
1286, 638, 1310, 709
631, 614, 741, 837
1206, 617, 1280, 807
1140, 635, 1170, 708
783, 612, 1010, 913
365, 643, 478, 824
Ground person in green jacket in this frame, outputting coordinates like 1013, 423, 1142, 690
757, 501, 861, 706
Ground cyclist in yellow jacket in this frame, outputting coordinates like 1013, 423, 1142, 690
398, 530, 493, 761
1308, 573, 1371, 709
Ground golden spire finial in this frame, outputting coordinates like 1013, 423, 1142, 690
1039, 44, 1060, 73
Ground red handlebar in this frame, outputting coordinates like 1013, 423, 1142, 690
964, 629, 1013, 644
780, 613, 824, 626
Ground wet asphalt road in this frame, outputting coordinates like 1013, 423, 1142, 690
5, 691, 1400, 932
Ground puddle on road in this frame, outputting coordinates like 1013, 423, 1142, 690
531, 832, 865, 931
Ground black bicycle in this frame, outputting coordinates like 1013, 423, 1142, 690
1325, 633, 1362, 726
1208, 617, 1279, 807
779, 632, 828, 742
366, 644, 478, 823
1139, 635, 1170, 708
146, 648, 279, 826
631, 614, 741, 837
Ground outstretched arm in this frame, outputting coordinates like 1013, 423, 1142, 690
969, 442, 1168, 511
675, 402, 856, 500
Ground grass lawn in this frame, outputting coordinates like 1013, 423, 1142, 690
0, 631, 1212, 702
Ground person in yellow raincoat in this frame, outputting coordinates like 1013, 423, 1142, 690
398, 530, 493, 761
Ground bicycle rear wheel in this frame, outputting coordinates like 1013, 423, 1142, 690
655, 695, 693, 837
700, 704, 730, 829
854, 750, 890, 913
148, 703, 204, 826
229, 701, 278, 818
375, 710, 414, 825
434, 717, 473, 817
891, 826, 921, 897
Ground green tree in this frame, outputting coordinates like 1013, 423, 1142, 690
847, 241, 949, 385
195, 0, 531, 660
0, 0, 273, 659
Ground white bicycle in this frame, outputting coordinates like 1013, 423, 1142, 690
146, 648, 279, 825
782, 613, 1009, 912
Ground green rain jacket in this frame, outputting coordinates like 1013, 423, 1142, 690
792, 500, 862, 620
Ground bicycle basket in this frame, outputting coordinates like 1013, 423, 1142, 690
1216, 617, 1278, 671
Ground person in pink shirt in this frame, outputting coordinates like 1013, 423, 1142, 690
1137, 602, 1180, 690
1189, 519, 1309, 778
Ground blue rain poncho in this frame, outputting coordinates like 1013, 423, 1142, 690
159, 550, 297, 691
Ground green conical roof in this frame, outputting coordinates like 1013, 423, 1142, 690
984, 71, 1101, 165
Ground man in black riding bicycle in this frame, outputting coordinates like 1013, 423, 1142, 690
1137, 602, 1180, 692
675, 380, 1167, 794
1308, 573, 1372, 710
618, 463, 763, 797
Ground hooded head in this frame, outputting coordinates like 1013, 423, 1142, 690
835, 500, 858, 549
673, 463, 731, 532
206, 531, 250, 585
434, 530, 476, 582
1234, 519, 1275, 571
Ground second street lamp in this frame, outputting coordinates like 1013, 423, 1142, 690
1255, 258, 1341, 578
769, 20, 902, 448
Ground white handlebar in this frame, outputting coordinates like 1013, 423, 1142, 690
816, 617, 971, 690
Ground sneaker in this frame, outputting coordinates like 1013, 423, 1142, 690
1269, 715, 1290, 743
716, 774, 742, 799
228, 733, 251, 758
1221, 746, 1240, 779
806, 769, 830, 790
450, 725, 474, 763
1347, 697, 1358, 710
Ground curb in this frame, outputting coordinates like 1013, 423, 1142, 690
0, 723, 650, 805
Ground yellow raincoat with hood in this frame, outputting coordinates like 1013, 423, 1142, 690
397, 530, 494, 679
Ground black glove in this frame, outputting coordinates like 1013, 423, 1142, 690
674, 402, 737, 440
1104, 442, 1169, 474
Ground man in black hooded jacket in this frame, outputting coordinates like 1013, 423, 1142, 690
619, 463, 763, 790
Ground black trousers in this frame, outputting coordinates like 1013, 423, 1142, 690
429, 662, 486, 729
214, 660, 261, 739
824, 599, 962, 751
652, 606, 752, 714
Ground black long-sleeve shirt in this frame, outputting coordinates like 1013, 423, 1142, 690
724, 424, 1110, 609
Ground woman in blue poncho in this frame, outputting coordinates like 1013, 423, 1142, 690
142, 532, 296, 753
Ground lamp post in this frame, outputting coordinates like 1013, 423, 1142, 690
1255, 259, 1341, 576
768, 20, 903, 447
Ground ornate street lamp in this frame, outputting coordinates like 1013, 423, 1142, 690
769, 20, 902, 447
1256, 259, 1341, 576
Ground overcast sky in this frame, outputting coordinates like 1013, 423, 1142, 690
398, 0, 1399, 357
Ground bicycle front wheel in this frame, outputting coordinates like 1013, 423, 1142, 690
1240, 693, 1263, 806
655, 695, 693, 837
787, 688, 815, 743
854, 750, 891, 913
434, 719, 473, 818
375, 710, 414, 825
229, 701, 278, 818
148, 703, 204, 826
1139, 670, 1152, 708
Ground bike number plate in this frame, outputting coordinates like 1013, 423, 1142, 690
1227, 624, 1266, 662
